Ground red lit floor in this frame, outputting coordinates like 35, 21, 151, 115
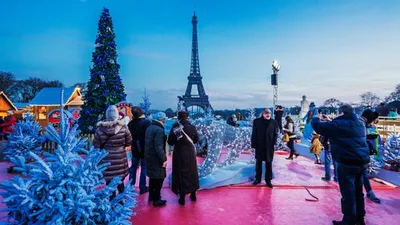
131, 187, 400, 225
130, 152, 400, 225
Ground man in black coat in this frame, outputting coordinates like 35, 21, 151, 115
251, 108, 279, 188
128, 106, 151, 194
311, 104, 370, 225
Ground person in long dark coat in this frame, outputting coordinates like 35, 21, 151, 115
168, 110, 199, 206
145, 112, 168, 207
93, 105, 132, 199
251, 108, 279, 188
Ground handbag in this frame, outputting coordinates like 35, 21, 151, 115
283, 133, 289, 142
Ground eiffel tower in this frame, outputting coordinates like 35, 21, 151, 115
179, 12, 212, 113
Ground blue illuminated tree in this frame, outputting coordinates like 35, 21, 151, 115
139, 88, 151, 115
4, 115, 43, 163
79, 7, 126, 133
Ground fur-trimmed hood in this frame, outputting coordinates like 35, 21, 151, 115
96, 119, 125, 135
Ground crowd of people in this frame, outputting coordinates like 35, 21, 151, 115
93, 106, 200, 207
1, 101, 394, 224
250, 104, 387, 225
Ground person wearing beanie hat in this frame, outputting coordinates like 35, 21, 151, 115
177, 110, 188, 120
168, 110, 200, 205
127, 106, 151, 194
144, 111, 167, 206
360, 109, 382, 204
0, 109, 17, 140
93, 105, 132, 199
152, 112, 167, 122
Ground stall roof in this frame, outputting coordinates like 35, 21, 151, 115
0, 91, 18, 111
29, 87, 81, 106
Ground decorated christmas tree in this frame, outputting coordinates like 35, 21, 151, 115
0, 91, 136, 224
79, 7, 126, 133
4, 115, 43, 167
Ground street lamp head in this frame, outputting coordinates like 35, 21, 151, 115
272, 60, 280, 72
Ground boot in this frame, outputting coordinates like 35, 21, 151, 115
266, 181, 273, 188
153, 199, 167, 207
367, 191, 381, 204
252, 180, 261, 185
321, 177, 331, 182
356, 219, 366, 225
286, 156, 293, 160
178, 197, 185, 205
140, 186, 149, 195
190, 192, 197, 201
294, 153, 300, 158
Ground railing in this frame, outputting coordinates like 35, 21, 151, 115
376, 117, 400, 140
42, 134, 95, 153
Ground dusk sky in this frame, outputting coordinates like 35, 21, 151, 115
1, 0, 399, 110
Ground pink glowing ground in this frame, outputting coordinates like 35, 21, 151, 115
0, 152, 399, 225
129, 153, 399, 225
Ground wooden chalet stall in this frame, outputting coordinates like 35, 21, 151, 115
0, 91, 22, 119
376, 116, 400, 141
28, 87, 83, 129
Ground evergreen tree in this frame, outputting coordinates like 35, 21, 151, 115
79, 8, 126, 133
383, 133, 400, 170
139, 88, 151, 115
4, 115, 43, 163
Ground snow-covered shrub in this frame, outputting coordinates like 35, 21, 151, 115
4, 115, 43, 162
0, 104, 137, 224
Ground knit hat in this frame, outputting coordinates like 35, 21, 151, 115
362, 109, 379, 124
178, 110, 188, 120
152, 112, 167, 121
106, 105, 119, 121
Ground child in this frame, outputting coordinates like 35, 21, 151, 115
310, 131, 322, 164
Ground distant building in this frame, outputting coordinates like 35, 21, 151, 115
0, 91, 20, 118
28, 87, 83, 128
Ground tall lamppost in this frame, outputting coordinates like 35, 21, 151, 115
271, 60, 280, 118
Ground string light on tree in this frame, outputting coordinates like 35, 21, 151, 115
192, 118, 252, 178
